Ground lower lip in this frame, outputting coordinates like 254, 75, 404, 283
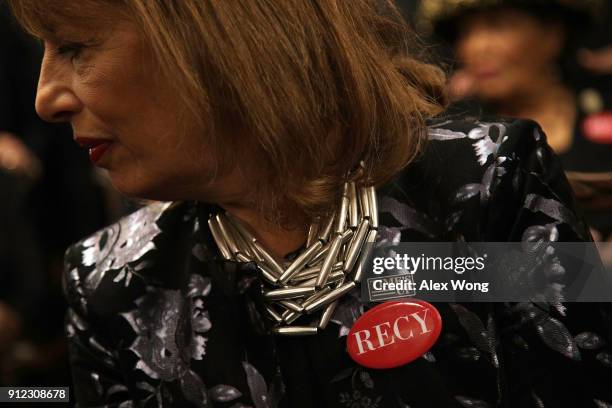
89, 142, 113, 164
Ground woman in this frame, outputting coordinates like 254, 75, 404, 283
9, 1, 612, 407
421, 0, 612, 241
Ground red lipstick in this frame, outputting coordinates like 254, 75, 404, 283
74, 137, 114, 164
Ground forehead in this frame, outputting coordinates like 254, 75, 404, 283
457, 7, 544, 35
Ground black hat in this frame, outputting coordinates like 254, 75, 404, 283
417, 0, 604, 41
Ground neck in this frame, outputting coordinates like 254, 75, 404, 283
218, 200, 309, 260
495, 82, 576, 153
496, 81, 571, 117
198, 163, 309, 260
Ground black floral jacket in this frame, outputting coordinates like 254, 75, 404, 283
63, 118, 612, 408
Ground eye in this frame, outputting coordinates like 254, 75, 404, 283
56, 42, 85, 60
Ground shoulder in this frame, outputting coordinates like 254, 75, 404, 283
420, 116, 555, 188
378, 116, 587, 241
425, 116, 546, 162
386, 116, 548, 197
422, 116, 568, 200
62, 201, 194, 317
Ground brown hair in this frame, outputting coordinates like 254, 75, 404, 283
10, 0, 447, 222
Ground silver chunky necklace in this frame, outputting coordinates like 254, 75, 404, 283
208, 181, 378, 336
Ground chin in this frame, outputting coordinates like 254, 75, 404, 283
476, 84, 514, 104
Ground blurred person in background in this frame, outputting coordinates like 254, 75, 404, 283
580, 46, 612, 76
0, 170, 44, 385
579, 1, 612, 79
576, 7, 612, 266
0, 3, 113, 389
420, 0, 612, 252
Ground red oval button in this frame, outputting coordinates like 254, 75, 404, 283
347, 300, 442, 369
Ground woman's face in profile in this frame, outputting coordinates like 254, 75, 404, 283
455, 7, 565, 102
35, 15, 215, 201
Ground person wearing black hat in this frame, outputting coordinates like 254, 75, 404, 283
422, 0, 612, 245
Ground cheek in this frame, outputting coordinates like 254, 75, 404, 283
99, 101, 227, 201
522, 42, 557, 72
496, 28, 553, 78
502, 38, 531, 66
104, 148, 191, 200
110, 125, 214, 199
456, 38, 477, 65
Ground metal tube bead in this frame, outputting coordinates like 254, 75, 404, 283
216, 215, 240, 255
291, 265, 322, 281
264, 305, 283, 323
358, 186, 370, 219
339, 245, 347, 263
307, 242, 330, 266
295, 276, 317, 287
348, 182, 359, 228
235, 253, 250, 263
342, 181, 349, 197
281, 310, 301, 324
253, 241, 284, 277
208, 218, 233, 260
306, 219, 320, 248
327, 270, 346, 285
315, 234, 343, 288
343, 219, 370, 272
285, 314, 301, 324
367, 186, 378, 229
226, 213, 257, 243
297, 270, 345, 287
273, 326, 318, 336
254, 262, 279, 285
226, 220, 255, 258
339, 230, 352, 264
226, 213, 263, 261
318, 214, 335, 243
318, 301, 338, 330
279, 300, 304, 313
264, 286, 316, 301
304, 282, 356, 314
278, 241, 323, 284
335, 196, 349, 234
301, 287, 332, 308
341, 229, 354, 244
352, 230, 378, 283
249, 243, 265, 262
291, 263, 342, 283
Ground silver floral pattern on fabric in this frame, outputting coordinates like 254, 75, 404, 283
81, 201, 171, 292
428, 121, 508, 166
576, 332, 607, 350
120, 273, 212, 406
454, 395, 491, 408
468, 123, 507, 166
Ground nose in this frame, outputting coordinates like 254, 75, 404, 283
35, 50, 82, 123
